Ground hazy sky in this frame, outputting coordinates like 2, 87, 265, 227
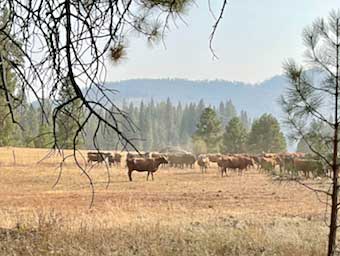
106, 1, 339, 84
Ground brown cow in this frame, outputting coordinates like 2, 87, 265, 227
126, 156, 168, 181
168, 152, 196, 168
145, 152, 162, 158
113, 152, 122, 167
107, 154, 115, 167
207, 153, 222, 163
87, 152, 111, 165
217, 155, 253, 177
293, 158, 324, 178
126, 152, 145, 159
168, 153, 183, 168
197, 154, 210, 173
258, 157, 277, 172
217, 156, 234, 177
183, 153, 196, 168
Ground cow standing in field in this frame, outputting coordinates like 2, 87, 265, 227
217, 157, 231, 177
87, 152, 112, 165
183, 153, 196, 168
168, 153, 183, 168
257, 156, 277, 172
113, 152, 122, 167
168, 152, 196, 169
207, 153, 222, 164
197, 154, 210, 173
293, 158, 325, 178
126, 156, 168, 181
107, 154, 115, 167
217, 155, 254, 177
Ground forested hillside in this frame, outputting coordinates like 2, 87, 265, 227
95, 75, 286, 118
88, 98, 252, 151
3, 75, 292, 151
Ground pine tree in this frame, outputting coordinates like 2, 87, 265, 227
224, 99, 237, 124
296, 120, 331, 155
24, 104, 39, 147
193, 107, 222, 153
247, 114, 286, 153
179, 104, 191, 146
222, 116, 247, 153
143, 103, 153, 150
240, 110, 251, 131
34, 123, 53, 148
192, 138, 208, 155
0, 9, 23, 146
56, 79, 84, 149
279, 11, 340, 254
164, 97, 174, 146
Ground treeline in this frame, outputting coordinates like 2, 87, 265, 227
86, 98, 251, 151
1, 97, 287, 154
192, 108, 287, 154
0, 98, 246, 150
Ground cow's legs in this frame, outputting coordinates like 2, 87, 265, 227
128, 170, 133, 181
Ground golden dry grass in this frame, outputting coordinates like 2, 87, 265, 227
0, 147, 331, 255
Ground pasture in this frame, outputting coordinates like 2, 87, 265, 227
0, 147, 331, 255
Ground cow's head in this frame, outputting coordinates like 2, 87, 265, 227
158, 156, 169, 164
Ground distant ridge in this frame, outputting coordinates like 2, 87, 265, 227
100, 75, 287, 119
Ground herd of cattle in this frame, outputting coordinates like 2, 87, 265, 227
87, 150, 328, 181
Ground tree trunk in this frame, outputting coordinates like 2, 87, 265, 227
327, 22, 340, 256
328, 163, 339, 256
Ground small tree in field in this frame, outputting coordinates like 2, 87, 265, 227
222, 116, 247, 154
247, 114, 286, 154
280, 10, 340, 256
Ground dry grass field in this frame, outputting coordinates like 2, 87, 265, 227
0, 147, 331, 255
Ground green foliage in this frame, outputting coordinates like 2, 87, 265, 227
222, 117, 247, 153
240, 110, 251, 131
296, 120, 331, 155
56, 80, 85, 149
5, 96, 262, 153
34, 123, 53, 148
280, 10, 340, 255
219, 100, 237, 126
0, 8, 23, 146
247, 114, 286, 154
192, 138, 208, 155
145, 0, 192, 13
279, 10, 340, 158
193, 107, 222, 153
